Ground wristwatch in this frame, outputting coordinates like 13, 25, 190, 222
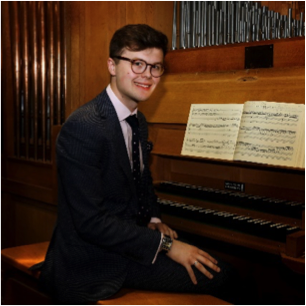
161, 235, 173, 252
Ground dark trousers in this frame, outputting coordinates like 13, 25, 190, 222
123, 243, 239, 304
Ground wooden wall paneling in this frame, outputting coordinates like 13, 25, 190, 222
1, 192, 57, 248
295, 1, 305, 19
12, 196, 57, 246
1, 188, 56, 249
280, 2, 292, 16
83, 1, 126, 103
140, 65, 305, 124
165, 38, 305, 74
125, 1, 174, 41
1, 193, 16, 248
2, 179, 53, 205
273, 38, 305, 68
6, 160, 53, 188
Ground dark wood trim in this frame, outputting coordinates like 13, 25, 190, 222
2, 179, 54, 204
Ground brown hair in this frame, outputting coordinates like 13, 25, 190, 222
109, 24, 168, 59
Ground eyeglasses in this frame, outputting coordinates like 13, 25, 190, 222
113, 56, 165, 78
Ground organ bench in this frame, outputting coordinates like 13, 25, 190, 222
1, 242, 230, 305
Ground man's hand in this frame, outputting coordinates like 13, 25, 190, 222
166, 239, 221, 285
147, 222, 178, 239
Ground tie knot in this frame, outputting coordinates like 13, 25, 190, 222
125, 115, 139, 128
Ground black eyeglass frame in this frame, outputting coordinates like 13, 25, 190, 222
113, 56, 165, 78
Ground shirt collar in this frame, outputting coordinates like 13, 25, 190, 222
106, 84, 137, 122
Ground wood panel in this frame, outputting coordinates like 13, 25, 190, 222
98, 288, 231, 305
1, 194, 57, 248
13, 198, 57, 247
125, 1, 173, 38
140, 65, 305, 124
83, 2, 126, 105
165, 38, 305, 74
150, 156, 304, 202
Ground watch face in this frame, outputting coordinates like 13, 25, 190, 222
162, 236, 173, 251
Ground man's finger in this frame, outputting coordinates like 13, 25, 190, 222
199, 250, 218, 264
199, 255, 221, 273
186, 265, 197, 285
168, 229, 176, 240
194, 261, 214, 279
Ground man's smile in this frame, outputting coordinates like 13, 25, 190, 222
134, 82, 152, 90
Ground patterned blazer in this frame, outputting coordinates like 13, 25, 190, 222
39, 89, 162, 304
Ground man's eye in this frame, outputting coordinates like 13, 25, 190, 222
134, 61, 145, 67
152, 65, 162, 71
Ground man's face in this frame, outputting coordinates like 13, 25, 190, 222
108, 48, 164, 110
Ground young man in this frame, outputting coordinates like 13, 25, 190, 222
39, 24, 234, 304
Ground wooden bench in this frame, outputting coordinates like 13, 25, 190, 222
1, 242, 231, 305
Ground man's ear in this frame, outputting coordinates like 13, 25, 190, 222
107, 58, 116, 76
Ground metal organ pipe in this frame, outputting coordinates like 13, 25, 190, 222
172, 1, 305, 50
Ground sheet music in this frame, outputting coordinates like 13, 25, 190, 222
181, 104, 244, 160
234, 101, 305, 167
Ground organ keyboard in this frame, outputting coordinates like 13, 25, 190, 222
155, 172, 304, 257
158, 196, 300, 241
155, 181, 304, 256
157, 181, 304, 219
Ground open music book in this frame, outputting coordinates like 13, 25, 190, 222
181, 101, 305, 168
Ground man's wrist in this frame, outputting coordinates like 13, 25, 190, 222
160, 234, 173, 252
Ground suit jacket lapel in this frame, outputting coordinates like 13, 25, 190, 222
96, 90, 137, 194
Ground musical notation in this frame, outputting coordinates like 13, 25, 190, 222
182, 104, 243, 160
235, 142, 294, 161
234, 102, 305, 167
182, 102, 305, 168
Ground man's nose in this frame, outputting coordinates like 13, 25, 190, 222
140, 65, 152, 78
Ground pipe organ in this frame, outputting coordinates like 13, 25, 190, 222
172, 1, 305, 50
8, 2, 67, 162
